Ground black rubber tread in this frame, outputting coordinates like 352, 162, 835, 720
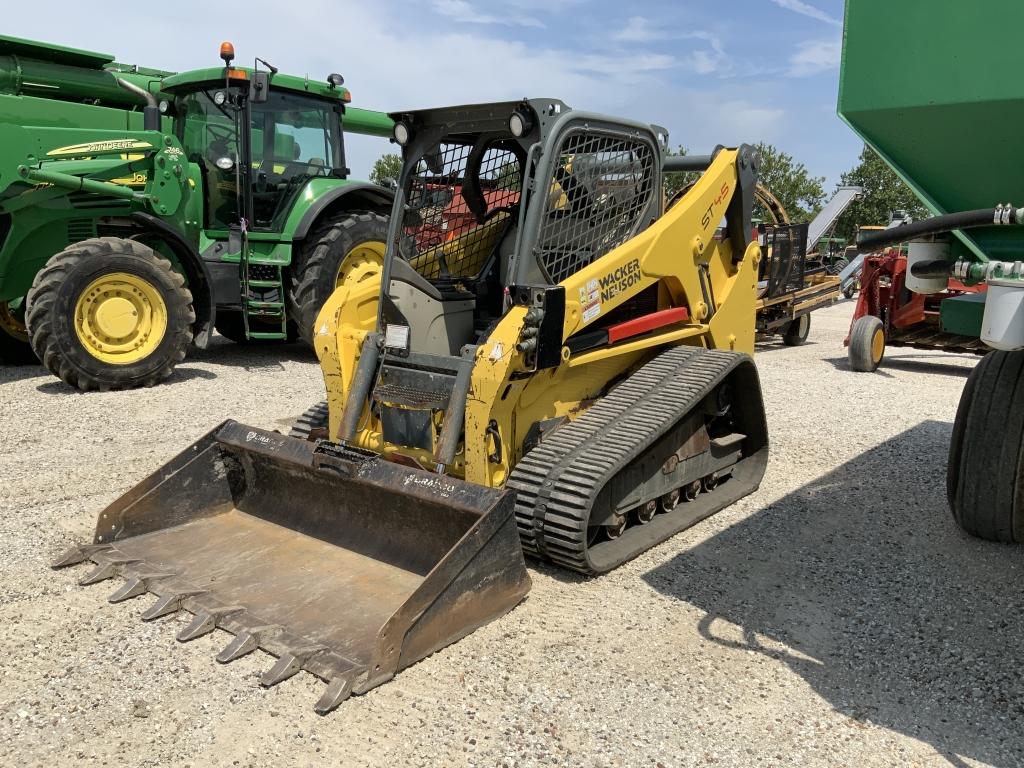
781, 313, 811, 346
289, 400, 329, 439
848, 315, 884, 372
947, 351, 1024, 543
507, 346, 767, 575
826, 257, 849, 276
288, 212, 389, 345
25, 237, 194, 392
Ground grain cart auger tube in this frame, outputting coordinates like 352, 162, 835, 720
54, 99, 768, 711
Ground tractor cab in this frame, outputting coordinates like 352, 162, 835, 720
163, 43, 349, 233
160, 43, 353, 339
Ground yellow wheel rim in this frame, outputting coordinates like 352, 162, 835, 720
0, 300, 28, 343
871, 327, 885, 363
335, 241, 385, 289
74, 272, 167, 365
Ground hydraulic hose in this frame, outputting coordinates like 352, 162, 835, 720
856, 205, 1024, 253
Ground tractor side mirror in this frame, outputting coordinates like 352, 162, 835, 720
249, 72, 270, 104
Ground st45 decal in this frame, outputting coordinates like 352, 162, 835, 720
701, 182, 731, 229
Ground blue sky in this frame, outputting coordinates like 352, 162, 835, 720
8, 0, 862, 186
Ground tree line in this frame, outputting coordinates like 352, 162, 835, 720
369, 143, 926, 242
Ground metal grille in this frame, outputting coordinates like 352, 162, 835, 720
536, 130, 656, 285
761, 223, 810, 299
402, 142, 521, 282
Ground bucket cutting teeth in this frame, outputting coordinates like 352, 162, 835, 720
315, 675, 356, 715
260, 645, 327, 687
51, 543, 112, 568
176, 606, 245, 642
107, 572, 175, 603
141, 588, 209, 621
216, 625, 279, 664
78, 554, 141, 585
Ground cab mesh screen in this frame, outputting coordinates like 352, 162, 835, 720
402, 142, 521, 282
536, 131, 656, 285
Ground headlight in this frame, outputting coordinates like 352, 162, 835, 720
213, 91, 227, 106
158, 100, 170, 114
215, 156, 234, 170
509, 108, 534, 138
393, 121, 412, 146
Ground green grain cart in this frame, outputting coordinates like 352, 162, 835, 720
0, 36, 394, 389
840, 1, 1024, 542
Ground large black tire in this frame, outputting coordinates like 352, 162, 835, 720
0, 299, 37, 364
25, 238, 194, 391
848, 315, 884, 372
781, 313, 811, 346
289, 400, 329, 440
288, 212, 388, 345
947, 350, 1024, 543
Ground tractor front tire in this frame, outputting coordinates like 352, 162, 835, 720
947, 351, 1024, 543
25, 238, 194, 391
289, 212, 388, 345
848, 315, 885, 372
826, 257, 849, 276
0, 299, 37, 365
782, 313, 811, 346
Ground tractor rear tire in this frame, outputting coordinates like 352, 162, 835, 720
782, 313, 811, 346
289, 212, 388, 345
848, 315, 885, 372
947, 351, 1024, 543
0, 299, 37, 365
25, 238, 194, 391
289, 400, 329, 440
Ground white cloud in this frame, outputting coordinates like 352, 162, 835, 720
431, 0, 544, 28
681, 31, 728, 77
613, 16, 662, 43
770, 0, 841, 26
787, 38, 841, 76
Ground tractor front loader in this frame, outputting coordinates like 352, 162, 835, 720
55, 100, 769, 711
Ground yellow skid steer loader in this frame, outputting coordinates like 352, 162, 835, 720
55, 99, 769, 713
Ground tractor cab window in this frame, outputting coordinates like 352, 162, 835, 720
176, 89, 244, 230
250, 91, 343, 229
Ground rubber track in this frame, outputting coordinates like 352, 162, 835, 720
508, 346, 745, 575
289, 400, 329, 439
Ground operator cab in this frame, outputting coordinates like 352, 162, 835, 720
161, 43, 349, 234
380, 99, 661, 358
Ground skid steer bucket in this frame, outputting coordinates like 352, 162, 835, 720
53, 421, 530, 713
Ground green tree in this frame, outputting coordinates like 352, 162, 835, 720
833, 146, 928, 241
370, 153, 403, 188
751, 142, 825, 222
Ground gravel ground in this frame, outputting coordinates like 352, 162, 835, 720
1, 300, 1022, 768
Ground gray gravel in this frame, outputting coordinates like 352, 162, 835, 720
1, 301, 1022, 767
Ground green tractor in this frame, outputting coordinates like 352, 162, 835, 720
0, 36, 394, 389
